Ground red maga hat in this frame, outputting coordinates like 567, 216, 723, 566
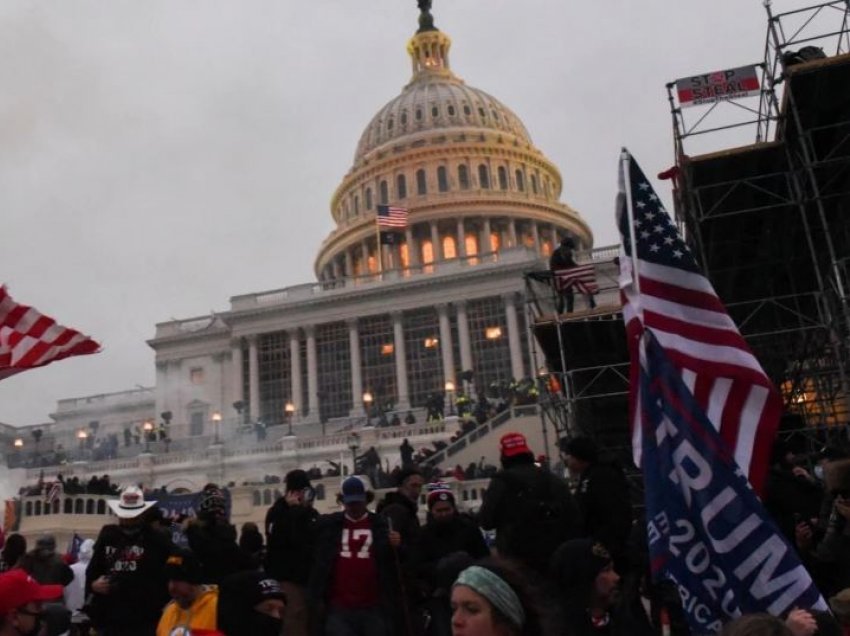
0, 569, 63, 614
499, 432, 531, 458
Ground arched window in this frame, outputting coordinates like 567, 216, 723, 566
447, 105, 456, 117
397, 174, 407, 200
478, 164, 490, 189
263, 489, 272, 505
35, 500, 42, 515
64, 498, 72, 514
422, 239, 435, 265
415, 108, 423, 121
497, 166, 508, 190
75, 499, 83, 514
365, 187, 373, 210
437, 166, 448, 192
465, 232, 479, 257
416, 169, 427, 195
431, 105, 439, 118
442, 235, 457, 259
86, 499, 94, 514
490, 231, 501, 253
25, 501, 32, 517
531, 174, 539, 194
379, 180, 389, 204
96, 500, 106, 515
252, 490, 261, 506
401, 111, 408, 126
353, 196, 359, 216
458, 165, 470, 190
515, 170, 525, 192
387, 117, 394, 131
52, 499, 60, 514
315, 484, 326, 500
463, 104, 472, 116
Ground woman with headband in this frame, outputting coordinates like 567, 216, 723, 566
450, 559, 552, 636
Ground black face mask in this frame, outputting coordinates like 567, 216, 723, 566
246, 612, 282, 636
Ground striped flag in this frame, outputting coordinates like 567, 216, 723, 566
617, 150, 780, 495
0, 286, 100, 381
553, 265, 599, 295
45, 480, 63, 505
376, 204, 408, 228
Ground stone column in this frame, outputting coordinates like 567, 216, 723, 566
348, 319, 363, 413
289, 330, 301, 419
392, 312, 410, 410
247, 335, 260, 420
306, 326, 319, 418
361, 240, 370, 274
430, 222, 441, 263
550, 223, 559, 247
531, 221, 540, 254
332, 259, 342, 280
437, 304, 455, 385
230, 339, 243, 407
344, 249, 353, 278
456, 301, 473, 374
456, 218, 467, 259
405, 226, 419, 270
482, 217, 492, 255
508, 218, 517, 248
504, 294, 525, 380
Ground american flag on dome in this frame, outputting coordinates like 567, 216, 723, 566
553, 264, 599, 295
617, 150, 781, 495
376, 204, 408, 228
0, 286, 101, 381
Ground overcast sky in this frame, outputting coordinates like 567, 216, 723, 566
0, 0, 825, 427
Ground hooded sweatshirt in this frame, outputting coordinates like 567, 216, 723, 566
156, 585, 219, 636
65, 539, 95, 612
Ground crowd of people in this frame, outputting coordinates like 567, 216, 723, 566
2, 430, 850, 636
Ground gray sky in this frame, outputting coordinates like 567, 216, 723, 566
0, 1, 816, 426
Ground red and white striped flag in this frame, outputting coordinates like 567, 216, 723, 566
617, 151, 781, 495
45, 480, 63, 505
553, 265, 599, 295
0, 286, 101, 381
376, 204, 408, 228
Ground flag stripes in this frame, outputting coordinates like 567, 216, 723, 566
376, 205, 408, 228
0, 286, 100, 381
553, 265, 599, 295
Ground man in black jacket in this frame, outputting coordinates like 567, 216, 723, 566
85, 486, 173, 636
308, 476, 401, 636
561, 436, 633, 572
479, 432, 582, 576
265, 469, 319, 636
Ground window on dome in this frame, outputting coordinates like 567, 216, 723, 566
416, 169, 427, 195
387, 118, 394, 131
498, 166, 508, 190
354, 196, 360, 216
543, 179, 550, 199
380, 180, 389, 204
447, 105, 456, 117
432, 105, 439, 118
421, 239, 434, 273
443, 235, 457, 259
401, 112, 408, 126
365, 187, 373, 210
516, 170, 525, 192
478, 107, 486, 118
490, 230, 501, 253
478, 164, 490, 189
458, 165, 470, 190
531, 174, 539, 195
492, 110, 499, 121
437, 166, 448, 192
415, 108, 423, 121
465, 232, 479, 264
397, 174, 407, 200
463, 104, 472, 116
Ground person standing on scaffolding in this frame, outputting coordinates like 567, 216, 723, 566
549, 236, 597, 313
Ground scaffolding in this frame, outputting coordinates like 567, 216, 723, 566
524, 1, 850, 469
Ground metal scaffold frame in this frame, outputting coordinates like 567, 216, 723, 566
667, 0, 850, 429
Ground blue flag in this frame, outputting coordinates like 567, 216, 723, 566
640, 330, 825, 634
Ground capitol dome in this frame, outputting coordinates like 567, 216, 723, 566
314, 8, 592, 281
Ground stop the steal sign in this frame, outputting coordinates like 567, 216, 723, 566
676, 65, 760, 108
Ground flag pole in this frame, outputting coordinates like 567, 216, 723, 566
375, 218, 383, 277
621, 148, 642, 299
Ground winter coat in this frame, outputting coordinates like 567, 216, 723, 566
264, 498, 319, 584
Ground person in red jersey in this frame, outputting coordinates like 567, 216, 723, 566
309, 476, 402, 636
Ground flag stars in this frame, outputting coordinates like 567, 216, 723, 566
672, 249, 684, 259
639, 182, 651, 191
648, 193, 659, 202
653, 224, 665, 234
636, 201, 646, 209
664, 236, 675, 245
649, 244, 661, 253
640, 230, 651, 239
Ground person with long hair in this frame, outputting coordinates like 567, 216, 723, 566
450, 559, 552, 636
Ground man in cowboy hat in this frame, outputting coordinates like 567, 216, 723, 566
85, 486, 174, 636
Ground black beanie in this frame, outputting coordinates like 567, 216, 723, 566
563, 436, 599, 463
551, 539, 612, 595
285, 469, 311, 492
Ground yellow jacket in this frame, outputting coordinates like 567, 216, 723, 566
156, 585, 218, 636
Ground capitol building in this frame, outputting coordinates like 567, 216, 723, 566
2, 5, 611, 539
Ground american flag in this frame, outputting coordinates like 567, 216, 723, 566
45, 480, 63, 505
553, 265, 599, 295
376, 204, 408, 228
617, 151, 781, 495
0, 286, 100, 380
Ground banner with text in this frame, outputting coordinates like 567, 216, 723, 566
676, 65, 760, 108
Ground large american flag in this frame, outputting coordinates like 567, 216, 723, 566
376, 204, 408, 228
553, 265, 599, 295
0, 286, 101, 381
617, 151, 781, 495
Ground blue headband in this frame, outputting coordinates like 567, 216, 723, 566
454, 566, 525, 628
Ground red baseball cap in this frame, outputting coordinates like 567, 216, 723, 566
0, 569, 63, 614
500, 432, 532, 458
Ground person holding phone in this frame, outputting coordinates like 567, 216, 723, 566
265, 469, 319, 636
